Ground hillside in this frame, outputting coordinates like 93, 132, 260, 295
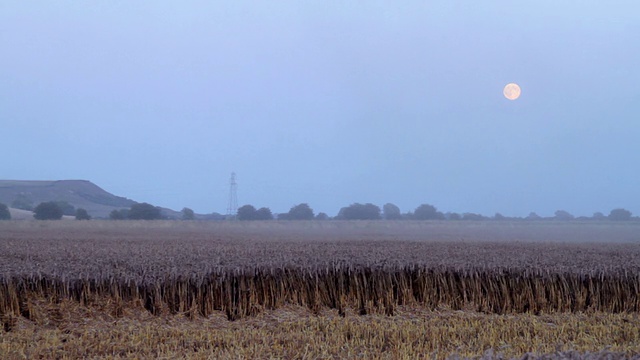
7, 207, 36, 220
0, 180, 137, 219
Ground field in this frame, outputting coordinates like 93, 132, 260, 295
1, 220, 639, 359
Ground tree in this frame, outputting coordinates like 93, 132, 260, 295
447, 212, 462, 221
54, 201, 76, 216
255, 207, 273, 220
109, 209, 129, 220
462, 213, 485, 221
526, 212, 542, 220
181, 207, 195, 220
592, 212, 606, 220
0, 203, 11, 220
608, 208, 632, 221
382, 203, 402, 220
493, 213, 506, 221
315, 212, 329, 220
238, 205, 273, 220
33, 201, 63, 220
75, 208, 91, 220
129, 203, 162, 220
554, 210, 574, 221
337, 203, 381, 220
413, 204, 444, 220
237, 204, 257, 220
284, 203, 314, 220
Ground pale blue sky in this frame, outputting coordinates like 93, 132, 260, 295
1, 1, 639, 216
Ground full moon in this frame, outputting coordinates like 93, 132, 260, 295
503, 83, 521, 100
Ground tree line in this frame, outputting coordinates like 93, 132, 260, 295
0, 201, 91, 220
231, 203, 636, 222
0, 201, 163, 221
0, 200, 635, 222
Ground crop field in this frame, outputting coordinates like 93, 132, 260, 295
1, 220, 640, 359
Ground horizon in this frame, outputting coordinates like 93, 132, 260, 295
2, 2, 638, 217
0, 178, 635, 219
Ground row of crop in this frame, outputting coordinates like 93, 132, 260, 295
2, 266, 639, 329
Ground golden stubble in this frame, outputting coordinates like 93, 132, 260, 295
1, 300, 639, 359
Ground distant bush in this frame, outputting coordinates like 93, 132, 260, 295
75, 208, 91, 220
413, 204, 445, 220
554, 210, 574, 221
382, 203, 402, 220
462, 213, 485, 221
493, 213, 506, 221
280, 203, 314, 220
608, 208, 632, 221
237, 205, 257, 220
34, 202, 63, 220
337, 203, 381, 220
526, 212, 542, 220
0, 203, 11, 220
129, 203, 163, 220
109, 209, 129, 220
181, 207, 195, 220
447, 212, 462, 221
237, 205, 273, 220
315, 212, 329, 220
255, 207, 273, 220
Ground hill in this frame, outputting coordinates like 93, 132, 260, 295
7, 207, 37, 220
0, 180, 138, 219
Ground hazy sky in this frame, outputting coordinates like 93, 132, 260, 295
2, 1, 639, 217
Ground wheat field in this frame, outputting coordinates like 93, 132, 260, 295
1, 220, 639, 359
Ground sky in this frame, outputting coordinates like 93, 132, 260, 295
1, 1, 639, 217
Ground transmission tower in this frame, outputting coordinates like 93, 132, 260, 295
226, 172, 238, 217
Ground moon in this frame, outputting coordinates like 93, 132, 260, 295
503, 83, 521, 100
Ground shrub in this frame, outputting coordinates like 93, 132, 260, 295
554, 210, 574, 221
237, 205, 257, 221
283, 203, 314, 220
181, 207, 195, 220
129, 203, 162, 220
462, 213, 485, 221
526, 212, 542, 220
383, 203, 402, 220
447, 212, 462, 221
413, 204, 445, 220
33, 202, 63, 220
238, 205, 273, 220
255, 207, 273, 220
109, 209, 129, 220
75, 208, 91, 220
0, 203, 11, 220
337, 203, 381, 220
609, 208, 632, 221
315, 212, 329, 220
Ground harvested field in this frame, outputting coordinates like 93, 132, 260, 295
1, 220, 639, 359
2, 301, 640, 359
